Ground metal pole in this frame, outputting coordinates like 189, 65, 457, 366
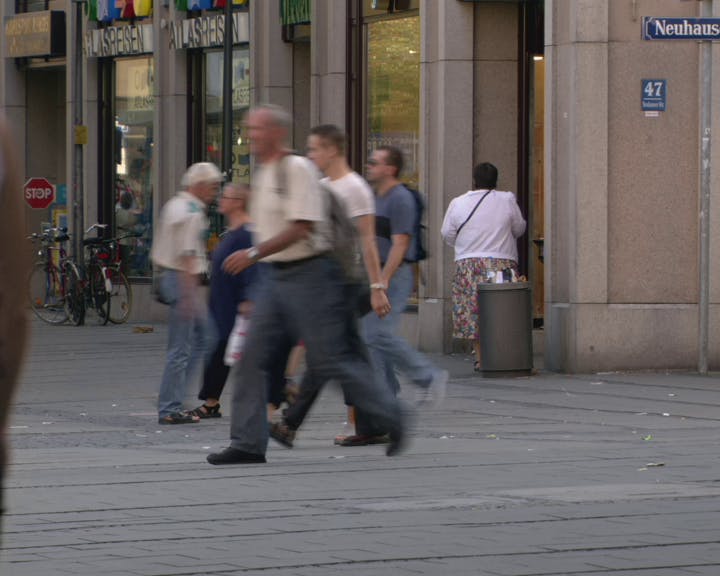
222, 0, 233, 180
698, 0, 712, 374
73, 0, 84, 261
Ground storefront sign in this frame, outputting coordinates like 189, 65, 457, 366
85, 24, 153, 57
4, 11, 65, 58
643, 17, 720, 40
168, 12, 249, 50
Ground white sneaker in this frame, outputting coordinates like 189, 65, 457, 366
416, 369, 448, 408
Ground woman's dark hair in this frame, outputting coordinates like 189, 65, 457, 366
473, 162, 498, 190
119, 191, 133, 210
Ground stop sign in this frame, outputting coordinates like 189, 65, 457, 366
24, 177, 56, 210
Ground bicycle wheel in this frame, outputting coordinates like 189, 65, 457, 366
87, 265, 110, 325
63, 261, 85, 326
107, 268, 132, 324
28, 262, 68, 324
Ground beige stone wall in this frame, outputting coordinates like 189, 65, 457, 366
546, 0, 720, 371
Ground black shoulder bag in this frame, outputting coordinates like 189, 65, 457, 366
455, 189, 492, 237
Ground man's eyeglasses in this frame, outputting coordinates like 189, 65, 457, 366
367, 159, 382, 166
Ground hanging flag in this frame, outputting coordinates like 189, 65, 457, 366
134, 0, 152, 16
116, 0, 135, 19
97, 0, 120, 21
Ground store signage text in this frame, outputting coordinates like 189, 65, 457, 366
4, 11, 65, 58
643, 17, 720, 40
85, 24, 153, 57
168, 12, 249, 50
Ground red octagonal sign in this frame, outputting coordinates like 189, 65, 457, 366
24, 177, 56, 210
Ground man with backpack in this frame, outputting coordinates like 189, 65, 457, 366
347, 145, 447, 441
207, 105, 406, 465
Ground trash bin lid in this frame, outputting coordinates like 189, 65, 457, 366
477, 281, 530, 292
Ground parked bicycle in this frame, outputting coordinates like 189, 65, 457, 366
74, 223, 115, 326
27, 227, 83, 325
83, 225, 133, 324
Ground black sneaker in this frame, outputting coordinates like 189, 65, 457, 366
207, 447, 266, 465
386, 424, 408, 457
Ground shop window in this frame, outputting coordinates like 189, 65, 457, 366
202, 47, 250, 249
114, 57, 154, 279
366, 16, 420, 187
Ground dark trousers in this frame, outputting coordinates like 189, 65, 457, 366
198, 337, 230, 401
228, 256, 401, 455
283, 284, 367, 431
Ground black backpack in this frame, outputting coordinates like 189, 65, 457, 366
404, 185, 427, 262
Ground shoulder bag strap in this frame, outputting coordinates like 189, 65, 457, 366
455, 189, 492, 237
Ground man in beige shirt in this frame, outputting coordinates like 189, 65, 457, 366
207, 105, 406, 465
151, 162, 221, 425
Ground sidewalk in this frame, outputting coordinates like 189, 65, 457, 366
3, 318, 720, 575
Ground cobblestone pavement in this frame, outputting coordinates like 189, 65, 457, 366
3, 318, 720, 575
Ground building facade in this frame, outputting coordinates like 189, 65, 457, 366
2, 0, 720, 372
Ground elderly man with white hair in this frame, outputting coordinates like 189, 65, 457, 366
151, 162, 222, 425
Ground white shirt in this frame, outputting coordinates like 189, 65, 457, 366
151, 191, 209, 274
322, 171, 374, 219
441, 189, 526, 261
250, 155, 331, 262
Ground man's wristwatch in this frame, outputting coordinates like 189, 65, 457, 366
246, 246, 260, 262
370, 283, 387, 291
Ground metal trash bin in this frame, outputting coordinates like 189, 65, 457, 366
477, 282, 533, 377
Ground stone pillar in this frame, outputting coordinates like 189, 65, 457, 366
419, 0, 475, 353
251, 0, 294, 127
155, 4, 188, 202
310, 0, 347, 127
545, 0, 610, 371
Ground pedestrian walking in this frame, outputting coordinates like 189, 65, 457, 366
150, 162, 221, 425
440, 162, 526, 372
0, 116, 30, 522
346, 146, 448, 446
189, 183, 256, 419
268, 124, 390, 449
207, 105, 406, 465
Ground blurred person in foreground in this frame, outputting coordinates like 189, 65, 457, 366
0, 116, 31, 520
440, 162, 526, 372
268, 123, 390, 449
207, 105, 406, 465
151, 162, 222, 424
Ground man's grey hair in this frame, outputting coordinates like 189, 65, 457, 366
254, 103, 292, 132
181, 162, 223, 189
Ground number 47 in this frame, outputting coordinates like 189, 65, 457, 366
644, 81, 664, 98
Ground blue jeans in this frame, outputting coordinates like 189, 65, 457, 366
228, 256, 402, 455
157, 270, 212, 417
363, 264, 435, 394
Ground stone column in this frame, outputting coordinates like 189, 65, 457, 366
250, 0, 293, 125
310, 0, 347, 127
545, 0, 610, 371
419, 0, 474, 353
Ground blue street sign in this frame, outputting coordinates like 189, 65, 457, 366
643, 17, 720, 40
641, 79, 666, 112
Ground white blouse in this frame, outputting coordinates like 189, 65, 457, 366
441, 189, 526, 262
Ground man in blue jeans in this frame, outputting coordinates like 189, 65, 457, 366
206, 105, 406, 465
150, 162, 222, 425
348, 146, 448, 444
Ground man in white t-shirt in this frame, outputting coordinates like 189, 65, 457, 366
269, 124, 390, 448
151, 162, 221, 425
207, 106, 406, 465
